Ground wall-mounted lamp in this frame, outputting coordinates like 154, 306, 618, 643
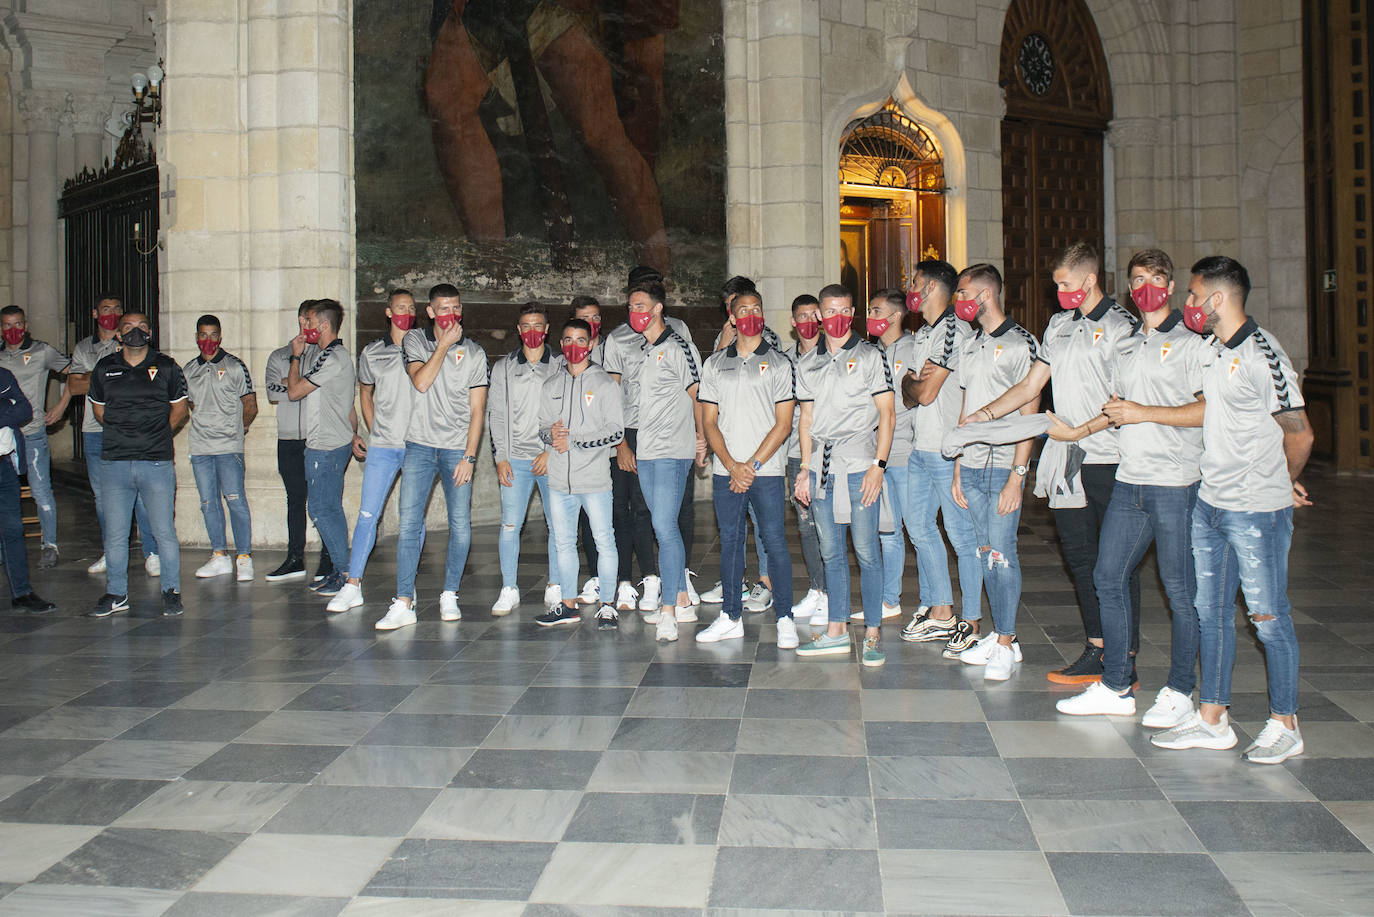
131, 61, 163, 127
133, 220, 161, 256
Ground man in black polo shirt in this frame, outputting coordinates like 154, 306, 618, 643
87, 312, 189, 617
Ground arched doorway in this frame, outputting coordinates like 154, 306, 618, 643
839, 99, 947, 318
1000, 0, 1113, 337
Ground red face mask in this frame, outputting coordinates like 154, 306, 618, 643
587, 319, 601, 340
954, 298, 980, 322
97, 313, 121, 331
735, 315, 765, 338
1130, 283, 1170, 313
794, 319, 819, 340
866, 317, 891, 337
197, 339, 219, 358
1057, 287, 1088, 311
520, 329, 547, 349
906, 290, 922, 312
390, 314, 415, 331
301, 327, 321, 344
434, 313, 460, 330
562, 342, 591, 365
1183, 296, 1213, 334
628, 310, 653, 333
821, 314, 852, 338
2, 327, 23, 347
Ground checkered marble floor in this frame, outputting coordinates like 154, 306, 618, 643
1, 469, 1372, 915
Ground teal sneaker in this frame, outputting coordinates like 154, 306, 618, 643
862, 635, 886, 667
796, 632, 851, 657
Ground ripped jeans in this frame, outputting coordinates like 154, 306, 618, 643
190, 453, 252, 555
346, 445, 406, 583
960, 465, 1022, 637
1192, 499, 1299, 715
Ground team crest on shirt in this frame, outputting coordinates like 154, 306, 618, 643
1092, 328, 1104, 345
148, 366, 159, 381
845, 358, 857, 374
994, 345, 1004, 360
453, 349, 464, 364
759, 360, 769, 376
1228, 357, 1240, 378
21, 353, 31, 365
656, 350, 665, 364
894, 360, 903, 375
217, 368, 226, 380
584, 391, 595, 406
1159, 342, 1172, 364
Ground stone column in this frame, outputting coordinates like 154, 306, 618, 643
17, 89, 63, 340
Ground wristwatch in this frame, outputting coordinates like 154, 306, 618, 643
873, 458, 888, 469
464, 455, 477, 465
1013, 463, 1028, 476
751, 460, 763, 472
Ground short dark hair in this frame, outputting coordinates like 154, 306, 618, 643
626, 265, 663, 288
817, 283, 852, 304
1190, 255, 1251, 304
570, 295, 600, 311
721, 275, 756, 302
310, 298, 344, 332
730, 289, 762, 313
297, 299, 317, 316
1055, 241, 1099, 275
94, 291, 123, 307
791, 294, 820, 312
387, 288, 413, 303
428, 282, 461, 302
870, 288, 906, 312
562, 318, 592, 336
0, 305, 24, 320
958, 263, 1003, 295
196, 314, 221, 333
915, 259, 957, 298
518, 301, 547, 320
1127, 249, 1174, 283
627, 277, 666, 306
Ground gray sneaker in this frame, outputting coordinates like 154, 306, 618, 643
39, 543, 58, 568
743, 582, 774, 613
1243, 718, 1304, 764
1151, 711, 1237, 750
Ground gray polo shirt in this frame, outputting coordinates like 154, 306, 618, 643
1036, 296, 1137, 464
0, 337, 68, 437
1112, 311, 1208, 488
786, 340, 822, 461
795, 332, 892, 467
540, 363, 624, 494
959, 319, 1040, 469
70, 334, 120, 434
910, 307, 973, 454
1199, 318, 1305, 513
184, 349, 254, 456
357, 337, 411, 450
301, 339, 355, 451
698, 340, 794, 477
489, 346, 558, 463
602, 315, 691, 429
403, 328, 489, 450
879, 332, 921, 466
630, 326, 702, 461
267, 343, 313, 441
711, 324, 783, 352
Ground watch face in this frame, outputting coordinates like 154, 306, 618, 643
1017, 33, 1055, 97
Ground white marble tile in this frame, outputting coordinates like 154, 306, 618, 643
0, 822, 103, 882
113, 780, 304, 833
479, 715, 620, 750
237, 711, 386, 745
989, 721, 1136, 758
1327, 802, 1374, 850
55, 740, 226, 780
313, 745, 473, 788
1022, 800, 1206, 852
194, 834, 400, 897
1, 707, 155, 740
0, 884, 181, 916
718, 794, 877, 848
586, 750, 734, 794
735, 718, 866, 756
860, 689, 985, 722
880, 850, 1068, 915
172, 682, 313, 711
1213, 852, 1374, 917
528, 842, 715, 907
392, 684, 526, 715
409, 788, 582, 841
339, 898, 522, 916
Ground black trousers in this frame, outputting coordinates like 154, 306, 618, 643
276, 438, 333, 572
1052, 463, 1140, 646
609, 428, 657, 582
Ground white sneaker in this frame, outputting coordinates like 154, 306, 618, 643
615, 581, 638, 611
195, 552, 233, 578
638, 575, 662, 612
1057, 681, 1137, 716
656, 613, 679, 642
776, 616, 799, 650
744, 583, 773, 613
850, 600, 902, 622
1141, 686, 1196, 729
696, 612, 744, 643
578, 577, 600, 605
492, 587, 520, 616
684, 570, 700, 606
544, 584, 562, 606
701, 581, 726, 604
145, 554, 161, 576
1243, 718, 1304, 765
791, 588, 822, 617
439, 591, 461, 621
87, 554, 107, 575
327, 581, 364, 613
675, 603, 698, 623
959, 632, 1023, 666
375, 598, 417, 631
810, 593, 830, 629
1151, 711, 1238, 750
984, 641, 1018, 681
235, 554, 254, 582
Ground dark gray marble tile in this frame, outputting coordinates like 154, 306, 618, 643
282, 683, 419, 713
363, 838, 555, 899
1005, 757, 1166, 800
1047, 852, 1250, 916
34, 827, 244, 889
640, 663, 753, 688
1285, 757, 1374, 800
181, 742, 346, 784
66, 680, 206, 707
260, 785, 440, 836
0, 738, 102, 775
728, 754, 868, 796
708, 846, 883, 911
865, 721, 998, 756
0, 776, 164, 825
561, 792, 724, 845
1176, 800, 1370, 852
742, 688, 861, 719
359, 713, 501, 747
509, 687, 636, 717
875, 798, 1038, 850
609, 717, 739, 752
115, 709, 268, 742
451, 748, 602, 790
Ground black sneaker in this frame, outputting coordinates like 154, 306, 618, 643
87, 593, 130, 618
265, 557, 307, 582
312, 572, 346, 596
313, 553, 335, 584
902, 607, 959, 643
38, 543, 59, 568
12, 592, 56, 614
162, 590, 184, 617
535, 604, 582, 627
1047, 643, 1105, 684
941, 619, 979, 658
594, 604, 619, 631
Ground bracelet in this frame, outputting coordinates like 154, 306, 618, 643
982, 407, 994, 421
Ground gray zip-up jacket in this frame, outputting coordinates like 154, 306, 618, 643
539, 363, 624, 494
488, 346, 558, 464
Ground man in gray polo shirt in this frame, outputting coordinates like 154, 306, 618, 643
0, 305, 69, 567
375, 282, 490, 631
184, 313, 257, 583
285, 298, 356, 599
867, 288, 919, 622
1150, 256, 1313, 765
793, 283, 895, 666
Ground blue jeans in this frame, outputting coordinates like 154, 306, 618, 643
908, 450, 982, 620
787, 457, 826, 591
1095, 482, 1199, 694
498, 457, 555, 588
1191, 500, 1299, 715
305, 444, 352, 579
549, 489, 616, 599
1, 457, 31, 597
396, 444, 472, 599
638, 458, 691, 605
714, 474, 792, 620
960, 465, 1022, 636
101, 460, 180, 595
347, 445, 407, 582
811, 469, 883, 626
85, 432, 157, 559
190, 453, 252, 555
750, 503, 769, 581
23, 430, 56, 545
879, 463, 909, 606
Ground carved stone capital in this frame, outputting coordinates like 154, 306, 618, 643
66, 91, 116, 134
17, 88, 68, 131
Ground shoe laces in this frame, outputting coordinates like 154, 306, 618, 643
1253, 718, 1289, 748
595, 606, 617, 620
